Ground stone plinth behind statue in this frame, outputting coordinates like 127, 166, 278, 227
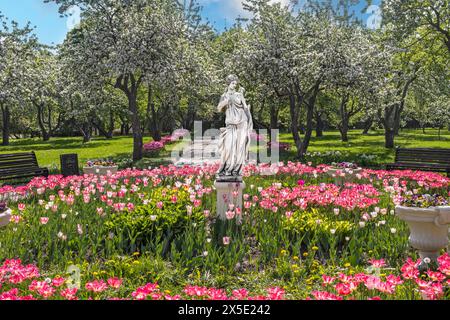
214, 180, 245, 221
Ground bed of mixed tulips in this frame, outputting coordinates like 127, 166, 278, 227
0, 161, 449, 300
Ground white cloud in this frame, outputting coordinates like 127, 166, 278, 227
66, 5, 81, 30
199, 0, 292, 25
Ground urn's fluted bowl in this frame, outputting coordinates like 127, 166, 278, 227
0, 208, 12, 227
395, 205, 450, 261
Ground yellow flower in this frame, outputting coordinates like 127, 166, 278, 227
292, 264, 298, 269
280, 249, 287, 256
133, 260, 140, 265
344, 263, 351, 268
311, 246, 319, 251
133, 252, 140, 256
303, 252, 309, 257
293, 256, 299, 260
93, 272, 98, 276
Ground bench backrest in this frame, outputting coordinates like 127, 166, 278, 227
0, 152, 40, 171
395, 148, 450, 165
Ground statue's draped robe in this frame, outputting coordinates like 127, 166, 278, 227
217, 91, 253, 177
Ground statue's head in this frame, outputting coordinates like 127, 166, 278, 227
226, 74, 239, 91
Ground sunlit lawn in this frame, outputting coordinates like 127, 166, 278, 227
280, 128, 450, 165
0, 128, 448, 172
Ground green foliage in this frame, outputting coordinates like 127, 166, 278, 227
282, 208, 355, 241
105, 187, 204, 254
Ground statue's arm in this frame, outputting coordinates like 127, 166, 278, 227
217, 94, 228, 112
241, 93, 251, 111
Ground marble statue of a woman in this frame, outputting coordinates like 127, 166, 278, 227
216, 75, 253, 181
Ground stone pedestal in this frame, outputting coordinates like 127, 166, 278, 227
214, 180, 246, 221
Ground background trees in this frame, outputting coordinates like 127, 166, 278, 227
0, 0, 448, 160
0, 15, 38, 146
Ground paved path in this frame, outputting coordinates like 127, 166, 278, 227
174, 139, 220, 166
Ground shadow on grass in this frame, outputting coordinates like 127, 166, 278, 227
0, 137, 119, 152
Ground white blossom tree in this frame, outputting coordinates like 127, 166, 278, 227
53, 0, 187, 160
0, 15, 38, 145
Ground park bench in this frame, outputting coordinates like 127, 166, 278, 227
0, 152, 49, 181
386, 148, 450, 176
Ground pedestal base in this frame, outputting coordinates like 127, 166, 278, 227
214, 180, 245, 221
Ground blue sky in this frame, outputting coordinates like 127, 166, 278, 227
0, 0, 382, 46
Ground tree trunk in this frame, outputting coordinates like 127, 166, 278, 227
339, 123, 349, 142
147, 85, 161, 141
299, 83, 320, 156
1, 103, 10, 146
393, 107, 401, 136
315, 112, 324, 137
184, 98, 196, 131
289, 93, 302, 159
385, 127, 395, 148
115, 74, 144, 161
80, 124, 92, 143
394, 73, 417, 136
129, 92, 143, 161
384, 106, 395, 149
362, 118, 373, 135
270, 104, 278, 129
35, 102, 50, 141
338, 94, 350, 142
42, 132, 51, 141
106, 110, 114, 139
299, 123, 305, 135
92, 114, 114, 139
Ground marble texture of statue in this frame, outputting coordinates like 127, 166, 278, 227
216, 74, 253, 181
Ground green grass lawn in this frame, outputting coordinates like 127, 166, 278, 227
280, 128, 450, 165
0, 129, 449, 173
0, 136, 136, 172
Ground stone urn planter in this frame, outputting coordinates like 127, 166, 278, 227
83, 166, 118, 176
326, 167, 362, 186
396, 205, 450, 261
0, 204, 12, 227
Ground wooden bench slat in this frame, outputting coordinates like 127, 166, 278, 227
0, 152, 49, 181
387, 148, 450, 176
388, 163, 448, 170
0, 152, 38, 158
0, 166, 44, 172
0, 159, 39, 167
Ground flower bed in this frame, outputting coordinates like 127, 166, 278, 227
0, 254, 448, 300
0, 162, 448, 300
143, 141, 165, 157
